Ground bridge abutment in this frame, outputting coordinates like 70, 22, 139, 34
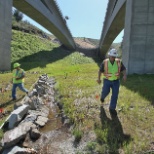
123, 0, 154, 74
0, 0, 12, 71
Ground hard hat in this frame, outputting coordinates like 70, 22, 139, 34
108, 48, 118, 57
13, 63, 20, 68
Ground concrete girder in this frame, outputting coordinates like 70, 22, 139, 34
99, 0, 126, 57
13, 0, 75, 50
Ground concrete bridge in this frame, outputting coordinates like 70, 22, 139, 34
1, 0, 154, 74
0, 0, 75, 71
99, 0, 154, 74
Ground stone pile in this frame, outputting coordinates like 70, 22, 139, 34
1, 74, 57, 154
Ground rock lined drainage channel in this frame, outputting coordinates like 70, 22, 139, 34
0, 74, 68, 154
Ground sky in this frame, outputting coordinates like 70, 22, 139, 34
23, 0, 123, 43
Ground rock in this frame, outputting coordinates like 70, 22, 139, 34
8, 104, 29, 129
39, 105, 50, 115
35, 116, 48, 127
1, 122, 33, 148
22, 133, 31, 148
30, 128, 41, 140
28, 110, 48, 118
1, 75, 60, 152
22, 114, 37, 123
2, 146, 28, 154
2, 146, 37, 154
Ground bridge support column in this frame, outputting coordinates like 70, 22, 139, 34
122, 0, 154, 74
0, 0, 12, 71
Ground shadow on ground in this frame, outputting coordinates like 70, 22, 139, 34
96, 106, 131, 154
0, 97, 23, 108
12, 46, 102, 71
121, 74, 154, 105
12, 46, 72, 71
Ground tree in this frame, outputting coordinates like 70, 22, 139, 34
13, 9, 23, 22
65, 16, 69, 20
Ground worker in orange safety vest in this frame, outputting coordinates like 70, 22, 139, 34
97, 48, 127, 117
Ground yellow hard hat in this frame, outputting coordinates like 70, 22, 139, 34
13, 63, 20, 68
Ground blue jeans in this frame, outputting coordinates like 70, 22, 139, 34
12, 83, 28, 99
101, 79, 120, 109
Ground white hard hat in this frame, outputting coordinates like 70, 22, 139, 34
108, 48, 118, 57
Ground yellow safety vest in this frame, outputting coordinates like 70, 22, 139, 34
103, 58, 121, 81
12, 69, 25, 84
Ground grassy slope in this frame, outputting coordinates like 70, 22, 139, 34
87, 38, 122, 57
0, 30, 154, 153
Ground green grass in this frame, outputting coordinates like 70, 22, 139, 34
11, 30, 57, 63
0, 30, 154, 153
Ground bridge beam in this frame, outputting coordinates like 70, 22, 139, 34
123, 0, 154, 74
0, 0, 12, 71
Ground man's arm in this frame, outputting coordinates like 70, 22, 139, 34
16, 70, 25, 80
97, 70, 102, 84
97, 62, 104, 84
121, 62, 127, 81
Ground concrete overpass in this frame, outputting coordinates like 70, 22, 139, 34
99, 0, 126, 57
99, 0, 154, 74
0, 0, 75, 71
1, 0, 154, 74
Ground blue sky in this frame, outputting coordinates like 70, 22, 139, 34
23, 0, 123, 43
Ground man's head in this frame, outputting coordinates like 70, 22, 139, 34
108, 48, 118, 57
108, 48, 118, 62
13, 63, 20, 69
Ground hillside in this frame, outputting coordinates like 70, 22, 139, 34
0, 29, 154, 153
74, 37, 122, 58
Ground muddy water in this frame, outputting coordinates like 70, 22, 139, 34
27, 103, 73, 153
26, 102, 89, 154
40, 104, 63, 133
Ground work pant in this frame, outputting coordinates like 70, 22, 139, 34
12, 83, 28, 99
101, 79, 120, 109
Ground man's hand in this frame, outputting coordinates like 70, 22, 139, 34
16, 75, 24, 80
97, 79, 101, 84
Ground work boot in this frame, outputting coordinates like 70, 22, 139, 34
109, 109, 117, 118
100, 98, 104, 106
11, 98, 17, 101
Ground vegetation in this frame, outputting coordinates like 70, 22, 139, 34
11, 30, 56, 63
0, 26, 154, 153
79, 38, 122, 58
12, 11, 54, 41
13, 9, 23, 22
87, 38, 100, 46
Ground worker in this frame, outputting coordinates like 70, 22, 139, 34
97, 48, 127, 117
12, 63, 28, 100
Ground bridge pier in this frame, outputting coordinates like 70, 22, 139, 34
0, 0, 12, 71
123, 0, 154, 74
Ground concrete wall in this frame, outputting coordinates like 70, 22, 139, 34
0, 0, 12, 71
123, 0, 154, 74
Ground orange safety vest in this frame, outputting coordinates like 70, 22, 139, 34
103, 58, 121, 80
